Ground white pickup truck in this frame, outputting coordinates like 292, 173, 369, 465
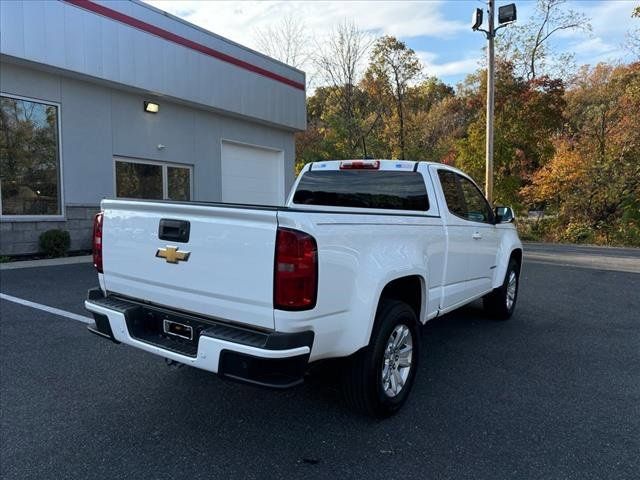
86, 159, 522, 417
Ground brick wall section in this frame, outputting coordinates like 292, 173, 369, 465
0, 206, 99, 256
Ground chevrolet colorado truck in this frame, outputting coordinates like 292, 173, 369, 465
85, 159, 522, 417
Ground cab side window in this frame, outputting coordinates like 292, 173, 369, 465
437, 169, 493, 224
437, 170, 466, 218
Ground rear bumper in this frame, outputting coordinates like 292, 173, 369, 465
84, 289, 313, 388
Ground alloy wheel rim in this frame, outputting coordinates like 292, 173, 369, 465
381, 324, 413, 398
506, 270, 517, 310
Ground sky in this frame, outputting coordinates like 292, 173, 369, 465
143, 0, 639, 88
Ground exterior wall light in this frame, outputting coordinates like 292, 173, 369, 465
144, 101, 159, 113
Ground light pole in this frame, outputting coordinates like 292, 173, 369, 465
472, 1, 516, 204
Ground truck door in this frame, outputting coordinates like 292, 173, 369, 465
436, 169, 474, 308
435, 169, 499, 308
455, 174, 499, 297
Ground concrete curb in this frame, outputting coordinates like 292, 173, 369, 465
0, 255, 92, 271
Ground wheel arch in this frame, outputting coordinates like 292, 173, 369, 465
510, 248, 523, 272
377, 275, 425, 320
362, 274, 426, 348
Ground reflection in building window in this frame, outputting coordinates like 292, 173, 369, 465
0, 96, 61, 216
115, 159, 191, 201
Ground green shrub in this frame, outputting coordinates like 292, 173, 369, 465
559, 222, 594, 244
608, 220, 640, 247
39, 229, 71, 258
516, 221, 540, 242
517, 216, 556, 242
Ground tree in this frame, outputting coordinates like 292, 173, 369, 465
523, 63, 640, 244
498, 0, 591, 80
627, 6, 640, 58
403, 78, 460, 161
254, 16, 309, 70
312, 22, 376, 157
295, 86, 342, 170
367, 36, 422, 159
454, 61, 566, 206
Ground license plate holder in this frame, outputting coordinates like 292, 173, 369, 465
163, 319, 193, 341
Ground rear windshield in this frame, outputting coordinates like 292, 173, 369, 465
293, 170, 429, 211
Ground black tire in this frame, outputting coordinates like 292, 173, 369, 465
342, 300, 420, 418
483, 258, 520, 320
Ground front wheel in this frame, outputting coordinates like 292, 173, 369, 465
342, 300, 420, 418
483, 258, 520, 320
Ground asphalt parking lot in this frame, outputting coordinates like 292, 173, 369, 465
1, 243, 639, 480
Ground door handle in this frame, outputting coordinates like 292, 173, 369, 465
472, 232, 482, 240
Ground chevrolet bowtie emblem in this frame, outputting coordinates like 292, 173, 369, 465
156, 246, 190, 264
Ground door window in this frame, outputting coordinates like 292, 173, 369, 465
437, 169, 493, 223
458, 175, 493, 223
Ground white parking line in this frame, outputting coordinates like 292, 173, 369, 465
0, 293, 92, 324
0, 255, 92, 271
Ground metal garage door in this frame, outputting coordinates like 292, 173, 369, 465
221, 141, 285, 206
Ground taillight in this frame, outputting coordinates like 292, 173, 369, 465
93, 212, 103, 273
274, 227, 318, 310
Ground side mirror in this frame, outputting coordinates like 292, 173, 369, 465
494, 206, 515, 224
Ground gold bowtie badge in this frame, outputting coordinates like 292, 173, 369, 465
156, 246, 190, 264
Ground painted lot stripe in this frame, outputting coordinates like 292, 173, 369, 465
0, 255, 92, 271
0, 293, 92, 324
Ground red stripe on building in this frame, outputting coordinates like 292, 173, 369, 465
62, 0, 305, 91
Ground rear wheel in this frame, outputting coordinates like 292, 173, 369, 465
483, 258, 520, 320
342, 300, 420, 418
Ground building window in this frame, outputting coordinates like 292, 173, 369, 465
167, 166, 191, 201
0, 95, 61, 216
115, 162, 163, 200
115, 159, 192, 201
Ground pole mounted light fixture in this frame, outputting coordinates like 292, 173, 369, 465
471, 1, 516, 204
472, 8, 483, 31
144, 101, 159, 113
498, 4, 517, 24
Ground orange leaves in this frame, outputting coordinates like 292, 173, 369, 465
522, 139, 586, 205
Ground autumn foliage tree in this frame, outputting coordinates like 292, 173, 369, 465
523, 63, 640, 244
454, 61, 565, 206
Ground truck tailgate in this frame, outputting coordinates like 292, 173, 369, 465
100, 200, 278, 330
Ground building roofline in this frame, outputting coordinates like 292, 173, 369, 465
62, 0, 305, 91
132, 0, 305, 76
